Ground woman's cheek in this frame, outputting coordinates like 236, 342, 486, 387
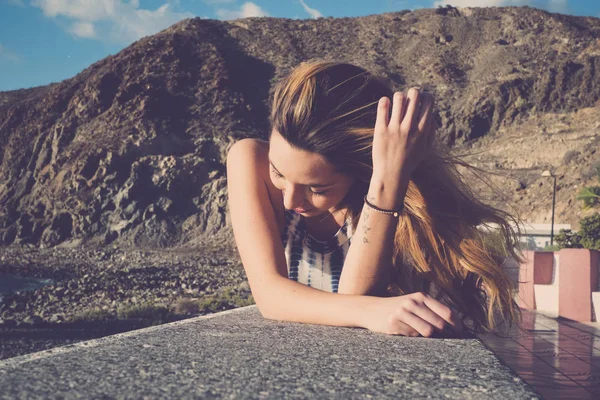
315, 194, 336, 209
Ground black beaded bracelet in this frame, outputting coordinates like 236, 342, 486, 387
363, 195, 403, 218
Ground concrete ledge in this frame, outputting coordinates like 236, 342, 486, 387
0, 306, 251, 369
0, 306, 537, 399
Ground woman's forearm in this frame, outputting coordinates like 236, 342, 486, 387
337, 176, 409, 296
258, 275, 379, 328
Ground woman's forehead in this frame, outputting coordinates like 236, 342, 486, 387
268, 133, 338, 178
268, 150, 334, 177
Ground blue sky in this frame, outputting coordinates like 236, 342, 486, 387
1, 0, 599, 92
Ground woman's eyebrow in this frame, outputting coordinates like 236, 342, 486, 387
268, 159, 334, 188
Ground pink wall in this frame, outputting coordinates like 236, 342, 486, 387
518, 249, 600, 322
558, 249, 599, 322
517, 250, 554, 310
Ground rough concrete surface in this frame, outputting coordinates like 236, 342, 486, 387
0, 306, 539, 399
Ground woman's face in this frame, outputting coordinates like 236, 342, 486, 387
268, 130, 355, 218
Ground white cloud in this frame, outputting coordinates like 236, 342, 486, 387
31, 0, 194, 43
32, 0, 116, 20
298, 0, 322, 19
216, 2, 269, 20
69, 21, 96, 38
0, 44, 20, 62
433, 0, 531, 6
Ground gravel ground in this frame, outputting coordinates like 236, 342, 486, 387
0, 244, 252, 360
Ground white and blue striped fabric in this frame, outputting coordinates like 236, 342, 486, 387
278, 210, 468, 328
280, 209, 354, 293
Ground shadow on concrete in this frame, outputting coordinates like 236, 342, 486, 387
0, 316, 190, 361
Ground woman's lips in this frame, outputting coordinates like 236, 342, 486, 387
294, 207, 311, 213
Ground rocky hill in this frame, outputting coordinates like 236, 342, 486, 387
1, 5, 600, 250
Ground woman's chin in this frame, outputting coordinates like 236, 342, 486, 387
303, 210, 330, 219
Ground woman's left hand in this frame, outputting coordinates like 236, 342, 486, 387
371, 88, 436, 189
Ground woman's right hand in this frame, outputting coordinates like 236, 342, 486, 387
361, 292, 463, 337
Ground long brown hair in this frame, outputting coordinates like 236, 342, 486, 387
269, 59, 523, 333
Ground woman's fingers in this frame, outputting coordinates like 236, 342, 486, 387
402, 296, 450, 334
375, 96, 391, 132
379, 89, 435, 136
399, 294, 463, 337
401, 88, 421, 132
422, 296, 463, 332
387, 317, 420, 337
420, 93, 435, 148
397, 310, 438, 337
417, 93, 434, 132
389, 92, 407, 128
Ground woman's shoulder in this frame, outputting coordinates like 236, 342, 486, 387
228, 138, 269, 156
227, 138, 272, 176
227, 138, 286, 235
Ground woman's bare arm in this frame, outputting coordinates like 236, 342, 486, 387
227, 138, 460, 337
337, 179, 408, 296
226, 138, 379, 327
338, 89, 435, 296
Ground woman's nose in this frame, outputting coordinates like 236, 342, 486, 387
282, 186, 308, 210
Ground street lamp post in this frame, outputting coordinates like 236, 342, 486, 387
541, 170, 556, 246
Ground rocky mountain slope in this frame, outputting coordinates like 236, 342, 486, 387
1, 6, 600, 250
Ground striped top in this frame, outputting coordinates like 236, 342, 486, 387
279, 209, 468, 328
280, 209, 354, 293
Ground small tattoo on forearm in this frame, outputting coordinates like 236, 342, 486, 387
362, 207, 371, 243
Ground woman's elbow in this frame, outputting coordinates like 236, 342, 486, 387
256, 302, 277, 320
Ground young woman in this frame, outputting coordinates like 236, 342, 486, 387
226, 59, 522, 337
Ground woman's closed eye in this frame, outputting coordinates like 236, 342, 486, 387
271, 168, 328, 196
